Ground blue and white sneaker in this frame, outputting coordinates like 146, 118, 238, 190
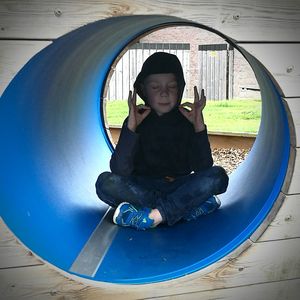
113, 202, 154, 230
183, 195, 221, 221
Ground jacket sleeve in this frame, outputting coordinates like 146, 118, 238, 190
189, 126, 213, 172
110, 119, 139, 177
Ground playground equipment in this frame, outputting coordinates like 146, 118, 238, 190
0, 8, 299, 298
0, 15, 293, 284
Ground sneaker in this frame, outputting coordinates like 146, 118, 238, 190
183, 195, 221, 221
113, 202, 154, 230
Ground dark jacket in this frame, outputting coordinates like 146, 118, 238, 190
110, 108, 213, 178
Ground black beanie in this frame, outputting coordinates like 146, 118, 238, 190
133, 52, 186, 104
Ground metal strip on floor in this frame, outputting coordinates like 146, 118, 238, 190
69, 208, 118, 277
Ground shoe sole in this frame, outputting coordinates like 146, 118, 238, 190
113, 202, 130, 225
214, 195, 221, 207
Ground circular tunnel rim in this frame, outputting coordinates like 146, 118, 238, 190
0, 15, 293, 285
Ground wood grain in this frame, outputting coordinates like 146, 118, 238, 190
0, 0, 300, 41
286, 98, 300, 147
257, 194, 300, 242
0, 1, 300, 299
148, 278, 300, 300
0, 40, 51, 95
0, 237, 299, 299
239, 44, 300, 98
0, 219, 43, 269
286, 148, 300, 195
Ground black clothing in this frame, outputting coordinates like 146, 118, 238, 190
110, 108, 213, 178
133, 52, 186, 105
97, 52, 227, 227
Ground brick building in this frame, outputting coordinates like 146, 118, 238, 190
107, 26, 261, 100
140, 26, 260, 99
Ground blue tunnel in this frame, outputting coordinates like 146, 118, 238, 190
0, 15, 290, 284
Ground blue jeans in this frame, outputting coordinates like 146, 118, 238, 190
95, 166, 229, 226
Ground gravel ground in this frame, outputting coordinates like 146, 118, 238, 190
212, 148, 250, 174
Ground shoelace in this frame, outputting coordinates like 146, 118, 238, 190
192, 207, 205, 218
128, 210, 149, 228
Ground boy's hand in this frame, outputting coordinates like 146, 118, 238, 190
127, 89, 151, 132
179, 87, 206, 132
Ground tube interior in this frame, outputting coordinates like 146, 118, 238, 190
0, 15, 290, 284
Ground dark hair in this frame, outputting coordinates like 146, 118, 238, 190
133, 52, 186, 104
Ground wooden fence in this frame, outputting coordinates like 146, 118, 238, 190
106, 42, 233, 101
199, 44, 234, 100
106, 43, 190, 100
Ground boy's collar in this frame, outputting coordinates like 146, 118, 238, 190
151, 107, 180, 118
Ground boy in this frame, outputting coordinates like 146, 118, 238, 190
96, 52, 228, 230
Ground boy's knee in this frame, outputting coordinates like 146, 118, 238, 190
213, 166, 229, 194
95, 171, 111, 188
213, 166, 228, 177
95, 172, 127, 207
95, 172, 120, 196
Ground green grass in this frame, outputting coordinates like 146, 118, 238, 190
105, 99, 261, 134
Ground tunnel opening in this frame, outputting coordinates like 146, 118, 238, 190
103, 25, 261, 175
0, 15, 290, 284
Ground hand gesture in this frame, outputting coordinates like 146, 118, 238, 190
179, 87, 206, 132
127, 89, 151, 132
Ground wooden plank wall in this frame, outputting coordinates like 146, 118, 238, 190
0, 1, 300, 299
107, 45, 190, 101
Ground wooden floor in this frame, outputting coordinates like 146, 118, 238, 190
1, 0, 300, 299
109, 126, 256, 149
1, 191, 300, 300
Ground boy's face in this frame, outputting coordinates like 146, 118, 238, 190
143, 73, 178, 116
